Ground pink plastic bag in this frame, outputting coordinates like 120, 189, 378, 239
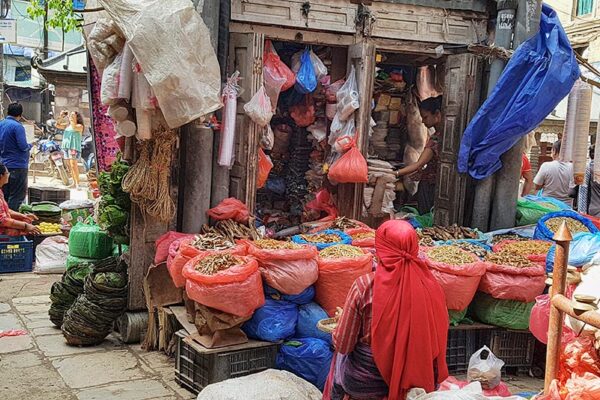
155, 231, 196, 265
529, 292, 577, 345
263, 40, 295, 91
479, 262, 546, 302
439, 376, 512, 397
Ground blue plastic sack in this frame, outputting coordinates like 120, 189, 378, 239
546, 232, 600, 272
243, 299, 298, 342
292, 229, 352, 250
295, 49, 317, 94
276, 337, 333, 390
458, 4, 580, 179
533, 211, 598, 241
264, 285, 315, 305
296, 302, 332, 343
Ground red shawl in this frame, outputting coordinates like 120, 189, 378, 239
371, 220, 449, 399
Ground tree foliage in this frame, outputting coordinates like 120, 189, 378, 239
27, 0, 81, 33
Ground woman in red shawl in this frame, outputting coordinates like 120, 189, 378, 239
324, 220, 448, 400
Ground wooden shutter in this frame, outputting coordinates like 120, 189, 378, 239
227, 32, 264, 211
434, 53, 481, 226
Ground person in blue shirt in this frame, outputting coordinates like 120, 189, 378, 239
0, 103, 32, 210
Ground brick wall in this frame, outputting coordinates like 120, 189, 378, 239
53, 84, 91, 128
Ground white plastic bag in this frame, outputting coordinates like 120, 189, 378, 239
336, 65, 359, 121
244, 86, 274, 127
307, 120, 327, 142
263, 65, 286, 112
34, 236, 69, 274
309, 50, 328, 79
260, 125, 275, 151
467, 346, 505, 390
218, 73, 241, 168
101, 53, 123, 106
329, 115, 355, 147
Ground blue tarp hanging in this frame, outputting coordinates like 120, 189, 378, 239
458, 4, 580, 180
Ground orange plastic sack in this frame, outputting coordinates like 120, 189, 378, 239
479, 261, 546, 302
315, 250, 373, 316
493, 239, 550, 264
247, 241, 319, 295
257, 148, 273, 189
328, 145, 368, 184
155, 231, 195, 264
183, 255, 265, 317
423, 247, 487, 310
264, 40, 296, 91
206, 198, 250, 224
346, 227, 375, 249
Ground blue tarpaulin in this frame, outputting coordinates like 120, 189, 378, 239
458, 4, 580, 180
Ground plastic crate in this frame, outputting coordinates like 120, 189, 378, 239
175, 330, 279, 395
28, 186, 70, 204
446, 324, 495, 373
490, 329, 536, 370
0, 235, 34, 273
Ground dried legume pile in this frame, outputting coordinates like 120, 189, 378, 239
320, 244, 364, 259
254, 239, 303, 250
300, 233, 342, 244
545, 217, 589, 235
195, 254, 243, 275
500, 240, 552, 256
491, 234, 528, 245
427, 246, 475, 265
485, 252, 533, 268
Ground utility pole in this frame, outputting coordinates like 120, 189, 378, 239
41, 1, 50, 120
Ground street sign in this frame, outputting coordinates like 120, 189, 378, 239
0, 19, 17, 43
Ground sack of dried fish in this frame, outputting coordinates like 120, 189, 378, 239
308, 216, 369, 234
315, 247, 372, 316
436, 240, 491, 259
493, 239, 552, 263
417, 225, 486, 243
480, 252, 546, 302
182, 254, 264, 317
534, 211, 598, 241
423, 246, 486, 311
346, 228, 376, 250
292, 229, 352, 250
247, 239, 319, 296
490, 233, 529, 245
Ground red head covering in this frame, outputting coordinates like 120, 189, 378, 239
371, 220, 449, 400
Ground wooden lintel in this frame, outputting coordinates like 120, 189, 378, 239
229, 22, 356, 47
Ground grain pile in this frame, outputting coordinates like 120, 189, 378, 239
500, 241, 552, 256
491, 234, 528, 245
419, 225, 480, 242
427, 246, 475, 265
300, 233, 342, 244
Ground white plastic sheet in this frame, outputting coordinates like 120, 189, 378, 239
407, 382, 526, 400
99, 0, 222, 128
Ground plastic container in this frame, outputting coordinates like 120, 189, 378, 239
0, 235, 34, 273
490, 329, 536, 370
446, 325, 495, 374
175, 330, 278, 395
28, 186, 70, 204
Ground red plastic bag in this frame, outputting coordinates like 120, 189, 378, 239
246, 241, 319, 295
328, 144, 368, 184
423, 247, 487, 311
290, 95, 316, 127
530, 292, 577, 345
315, 249, 373, 316
155, 231, 196, 265
493, 239, 551, 264
305, 189, 338, 223
257, 148, 273, 189
206, 198, 250, 224
183, 255, 265, 317
263, 40, 295, 91
438, 376, 512, 397
479, 261, 546, 302
346, 227, 375, 249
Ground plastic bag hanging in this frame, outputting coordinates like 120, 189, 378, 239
244, 86, 274, 127
264, 40, 296, 91
328, 142, 368, 184
309, 50, 328, 79
257, 147, 273, 189
218, 72, 241, 168
295, 49, 318, 94
264, 64, 286, 112
571, 80, 592, 185
336, 65, 359, 121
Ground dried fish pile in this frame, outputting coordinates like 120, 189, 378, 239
545, 217, 589, 235
419, 225, 480, 242
320, 244, 364, 259
254, 239, 303, 250
451, 242, 489, 259
194, 254, 243, 275
300, 233, 342, 244
485, 252, 533, 268
352, 232, 375, 240
418, 234, 435, 247
427, 246, 475, 265
330, 217, 363, 231
491, 234, 528, 245
201, 219, 260, 243
500, 240, 552, 256
192, 232, 235, 251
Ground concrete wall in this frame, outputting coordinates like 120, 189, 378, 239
52, 84, 91, 129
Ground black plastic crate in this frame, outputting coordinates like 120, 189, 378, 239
175, 330, 279, 395
490, 329, 535, 369
447, 324, 495, 373
0, 235, 34, 273
28, 187, 70, 204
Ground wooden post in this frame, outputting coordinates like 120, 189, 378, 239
544, 221, 572, 393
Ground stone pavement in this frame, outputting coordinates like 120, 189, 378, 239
0, 273, 194, 400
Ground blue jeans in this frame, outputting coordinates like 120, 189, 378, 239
2, 168, 28, 211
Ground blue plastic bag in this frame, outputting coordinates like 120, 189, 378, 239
295, 49, 317, 94
458, 4, 580, 180
276, 337, 333, 390
533, 211, 598, 241
546, 232, 600, 273
264, 285, 315, 305
243, 299, 298, 342
292, 229, 352, 250
296, 302, 332, 343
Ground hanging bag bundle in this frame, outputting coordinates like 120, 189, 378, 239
263, 40, 296, 91
295, 49, 318, 94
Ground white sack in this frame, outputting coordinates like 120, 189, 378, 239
34, 236, 69, 274
99, 0, 222, 128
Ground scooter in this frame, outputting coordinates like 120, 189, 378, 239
34, 127, 70, 186
81, 132, 96, 172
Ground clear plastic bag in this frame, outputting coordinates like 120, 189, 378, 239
244, 86, 274, 127
307, 120, 327, 142
329, 116, 355, 146
101, 53, 123, 106
309, 50, 328, 79
264, 40, 296, 91
264, 65, 286, 112
336, 66, 359, 121
260, 125, 275, 151
218, 73, 241, 168
467, 346, 505, 390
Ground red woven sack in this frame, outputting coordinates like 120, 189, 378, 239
328, 144, 368, 184
263, 40, 295, 91
206, 198, 250, 224
479, 261, 546, 302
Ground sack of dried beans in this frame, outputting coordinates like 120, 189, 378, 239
183, 254, 264, 317
479, 252, 546, 302
492, 239, 552, 264
423, 246, 487, 311
315, 245, 373, 316
533, 211, 598, 241
247, 239, 319, 296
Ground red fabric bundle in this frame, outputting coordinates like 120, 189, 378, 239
206, 198, 250, 224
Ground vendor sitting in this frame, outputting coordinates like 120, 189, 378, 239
324, 220, 448, 400
0, 162, 40, 236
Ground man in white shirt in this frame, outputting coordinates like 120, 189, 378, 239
534, 140, 575, 207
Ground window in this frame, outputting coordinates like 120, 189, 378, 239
14, 66, 31, 82
577, 0, 594, 16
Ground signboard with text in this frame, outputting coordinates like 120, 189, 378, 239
0, 19, 17, 43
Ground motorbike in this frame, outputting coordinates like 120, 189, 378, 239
81, 132, 96, 172
31, 121, 70, 186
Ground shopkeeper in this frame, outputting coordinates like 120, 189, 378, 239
324, 220, 449, 400
395, 96, 443, 214
0, 162, 40, 235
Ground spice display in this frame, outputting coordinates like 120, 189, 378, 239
418, 225, 480, 242
451, 242, 489, 259
254, 239, 303, 250
300, 233, 342, 244
545, 217, 590, 235
485, 252, 533, 268
191, 233, 235, 251
427, 246, 476, 265
194, 254, 243, 275
491, 234, 528, 245
499, 241, 552, 256
329, 217, 363, 231
320, 244, 364, 259
201, 219, 260, 243
352, 231, 375, 241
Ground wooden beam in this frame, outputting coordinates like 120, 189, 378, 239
551, 295, 600, 330
229, 22, 356, 46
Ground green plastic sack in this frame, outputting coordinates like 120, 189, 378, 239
68, 223, 114, 259
516, 198, 560, 226
66, 255, 100, 270
448, 309, 472, 326
469, 292, 534, 330
400, 206, 434, 228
